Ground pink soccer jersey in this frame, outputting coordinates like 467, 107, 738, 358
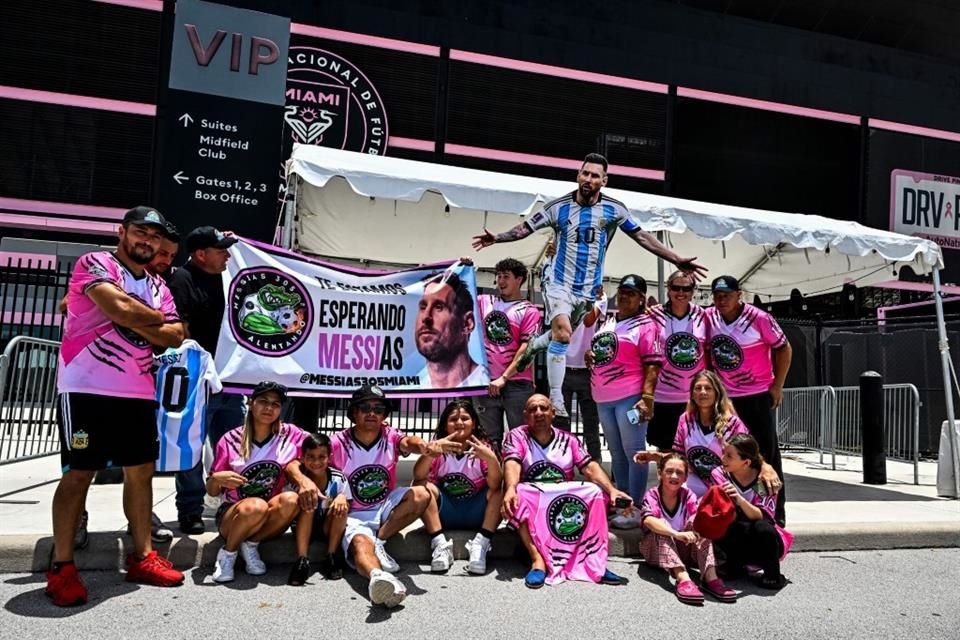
477, 294, 542, 382
330, 425, 406, 511
639, 484, 699, 534
502, 425, 591, 483
58, 251, 179, 399
509, 481, 609, 585
710, 467, 793, 558
706, 304, 787, 397
672, 413, 749, 498
649, 304, 709, 403
589, 312, 664, 404
428, 450, 489, 499
211, 423, 308, 504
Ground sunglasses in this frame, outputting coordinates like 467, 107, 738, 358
357, 402, 387, 414
669, 284, 694, 293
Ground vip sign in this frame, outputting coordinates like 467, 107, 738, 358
284, 46, 389, 155
169, 0, 290, 105
891, 169, 960, 251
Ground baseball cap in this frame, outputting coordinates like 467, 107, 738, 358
162, 221, 180, 243
692, 485, 737, 540
122, 206, 167, 229
185, 226, 238, 253
711, 276, 741, 293
251, 381, 288, 402
617, 274, 647, 294
348, 384, 389, 417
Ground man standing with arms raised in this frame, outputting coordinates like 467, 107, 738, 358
47, 207, 186, 606
706, 276, 791, 525
473, 153, 705, 417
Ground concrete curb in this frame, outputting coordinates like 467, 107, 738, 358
3, 521, 957, 573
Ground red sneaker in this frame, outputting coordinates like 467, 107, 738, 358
125, 551, 184, 587
45, 563, 88, 607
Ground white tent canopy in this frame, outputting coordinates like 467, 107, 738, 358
285, 144, 943, 302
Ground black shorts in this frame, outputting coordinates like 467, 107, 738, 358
648, 402, 687, 451
58, 392, 159, 471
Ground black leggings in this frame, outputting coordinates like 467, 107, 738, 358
731, 392, 786, 525
717, 518, 784, 578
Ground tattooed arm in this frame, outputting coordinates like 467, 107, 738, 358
471, 222, 535, 250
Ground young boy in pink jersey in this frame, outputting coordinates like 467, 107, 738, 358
586, 274, 664, 512
502, 394, 631, 588
707, 275, 792, 525
287, 432, 352, 585
639, 453, 736, 605
208, 382, 308, 584
474, 257, 542, 448
713, 434, 793, 590
47, 206, 185, 607
414, 400, 503, 574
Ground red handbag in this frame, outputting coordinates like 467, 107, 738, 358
693, 485, 736, 540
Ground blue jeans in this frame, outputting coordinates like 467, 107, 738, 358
174, 392, 246, 518
597, 394, 648, 505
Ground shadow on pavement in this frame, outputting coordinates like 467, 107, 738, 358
785, 474, 938, 502
3, 572, 140, 617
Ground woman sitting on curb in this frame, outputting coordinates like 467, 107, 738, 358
639, 453, 736, 605
712, 434, 793, 590
207, 381, 307, 583
413, 400, 503, 575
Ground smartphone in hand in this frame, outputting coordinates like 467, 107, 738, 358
626, 408, 640, 425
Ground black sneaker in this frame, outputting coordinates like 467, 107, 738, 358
288, 556, 311, 586
73, 510, 89, 551
125, 512, 174, 543
320, 554, 343, 581
178, 514, 205, 535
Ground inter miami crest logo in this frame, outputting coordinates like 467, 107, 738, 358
547, 495, 588, 543
284, 46, 389, 155
350, 465, 390, 506
666, 332, 702, 370
710, 335, 743, 371
239, 461, 282, 499
228, 268, 313, 357
484, 310, 512, 346
590, 332, 619, 367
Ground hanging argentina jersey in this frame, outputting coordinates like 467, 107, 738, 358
509, 481, 609, 585
525, 192, 642, 298
154, 340, 222, 472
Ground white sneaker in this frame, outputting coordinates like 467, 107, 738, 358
240, 540, 267, 575
368, 569, 407, 608
374, 537, 400, 573
213, 548, 237, 583
465, 534, 491, 575
549, 395, 569, 418
430, 537, 454, 573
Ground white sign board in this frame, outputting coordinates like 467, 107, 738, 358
891, 169, 960, 251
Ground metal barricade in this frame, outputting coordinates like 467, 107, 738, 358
828, 383, 921, 484
0, 336, 62, 464
776, 386, 837, 468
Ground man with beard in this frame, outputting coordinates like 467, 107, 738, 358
472, 153, 707, 418
46, 207, 186, 607
415, 272, 484, 389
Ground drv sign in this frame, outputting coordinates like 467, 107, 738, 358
891, 169, 960, 251
169, 0, 290, 105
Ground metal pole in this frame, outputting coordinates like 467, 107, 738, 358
656, 231, 665, 304
281, 175, 298, 250
932, 267, 960, 498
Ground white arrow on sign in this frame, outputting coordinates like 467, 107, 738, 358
179, 113, 194, 127
173, 171, 189, 185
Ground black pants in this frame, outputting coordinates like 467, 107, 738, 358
717, 518, 783, 578
648, 402, 686, 451
731, 392, 786, 525
561, 367, 602, 462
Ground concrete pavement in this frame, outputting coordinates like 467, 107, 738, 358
0, 450, 957, 573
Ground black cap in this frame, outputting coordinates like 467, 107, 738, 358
251, 381, 288, 401
617, 274, 647, 294
185, 226, 238, 253
711, 276, 741, 293
123, 206, 167, 229
162, 221, 180, 243
348, 384, 389, 416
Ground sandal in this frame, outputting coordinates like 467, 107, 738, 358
703, 578, 738, 603
675, 579, 704, 605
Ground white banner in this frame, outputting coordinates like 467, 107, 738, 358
215, 240, 490, 396
891, 169, 960, 251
